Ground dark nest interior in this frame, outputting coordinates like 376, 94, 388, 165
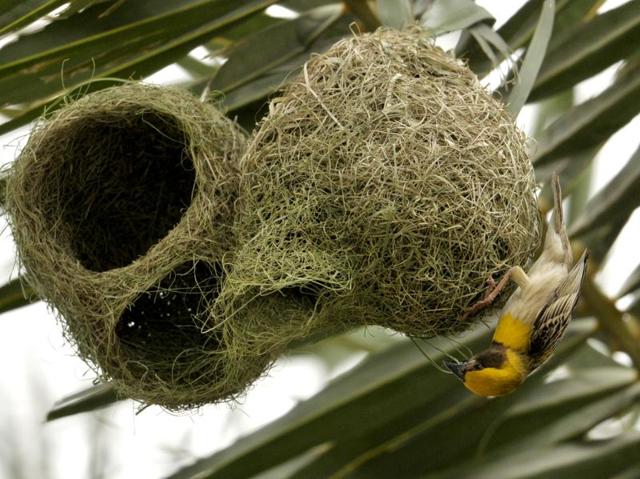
58, 111, 195, 272
115, 261, 222, 385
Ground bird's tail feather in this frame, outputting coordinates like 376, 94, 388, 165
552, 173, 563, 234
551, 173, 572, 265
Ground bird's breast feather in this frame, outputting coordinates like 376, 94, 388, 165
493, 312, 532, 352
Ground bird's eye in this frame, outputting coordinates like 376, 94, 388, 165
471, 362, 483, 371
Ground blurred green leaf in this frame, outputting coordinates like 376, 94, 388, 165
530, 0, 640, 101
221, 70, 288, 110
0, 101, 51, 136
296, 393, 485, 479
211, 4, 343, 94
421, 0, 493, 36
625, 293, 640, 318
567, 158, 594, 228
217, 32, 344, 125
570, 145, 640, 238
533, 60, 640, 166
463, 0, 602, 78
359, 374, 639, 478
611, 464, 640, 479
0, 0, 67, 36
0, 277, 37, 315
46, 383, 120, 421
580, 213, 632, 266
500, 0, 594, 50
531, 93, 601, 216
0, 0, 208, 65
283, 0, 339, 10
495, 0, 560, 50
376, 0, 412, 29
619, 263, 640, 298
465, 23, 510, 69
438, 428, 640, 479
582, 277, 640, 369
0, 0, 279, 105
176, 55, 220, 79
343, 0, 380, 31
60, 0, 115, 17
530, 72, 576, 136
463, 0, 570, 74
505, 367, 635, 418
505, 381, 640, 448
306, 352, 620, 478
253, 444, 332, 479
506, 0, 555, 117
547, 0, 604, 48
208, 12, 278, 48
0, 0, 279, 135
564, 341, 621, 370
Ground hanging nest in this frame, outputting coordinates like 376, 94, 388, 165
5, 83, 261, 409
6, 27, 542, 409
221, 26, 541, 342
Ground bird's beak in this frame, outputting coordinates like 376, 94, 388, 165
443, 359, 466, 381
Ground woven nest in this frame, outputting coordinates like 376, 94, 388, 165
222, 27, 541, 341
7, 28, 542, 409
5, 83, 259, 409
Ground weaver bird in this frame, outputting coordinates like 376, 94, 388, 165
444, 174, 588, 397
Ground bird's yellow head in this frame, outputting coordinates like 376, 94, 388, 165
444, 345, 527, 397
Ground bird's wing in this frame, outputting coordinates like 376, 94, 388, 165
528, 251, 589, 371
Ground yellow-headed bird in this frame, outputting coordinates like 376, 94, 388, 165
444, 174, 588, 397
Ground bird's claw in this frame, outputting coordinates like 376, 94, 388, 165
459, 270, 512, 322
483, 274, 497, 299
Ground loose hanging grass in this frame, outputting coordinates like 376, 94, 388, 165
5, 83, 264, 409
221, 26, 541, 344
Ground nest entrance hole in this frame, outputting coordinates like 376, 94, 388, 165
116, 260, 222, 384
55, 111, 196, 272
